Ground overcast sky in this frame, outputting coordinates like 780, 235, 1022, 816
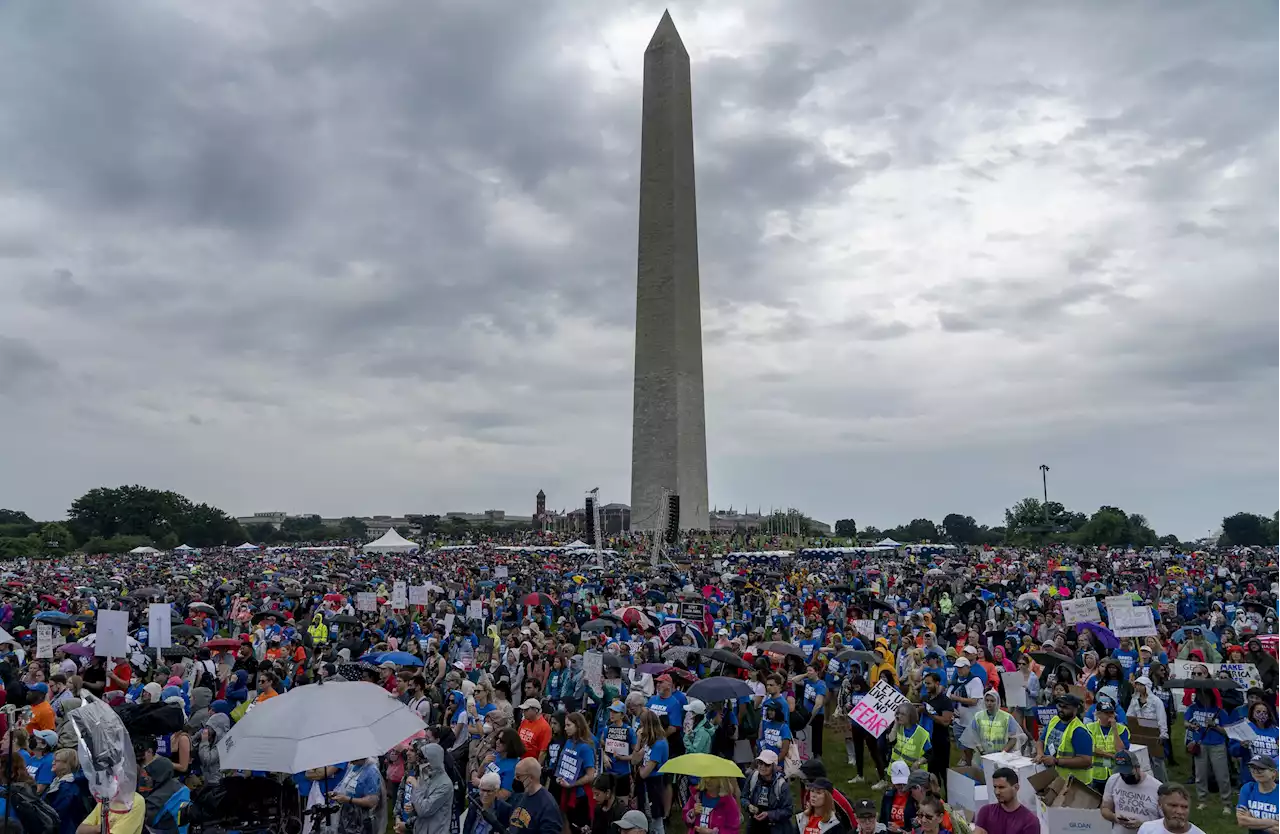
0, 1, 1275, 538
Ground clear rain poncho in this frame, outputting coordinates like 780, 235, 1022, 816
68, 692, 138, 810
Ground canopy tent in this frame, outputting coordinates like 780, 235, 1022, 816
129, 546, 160, 555
234, 542, 260, 551
875, 538, 902, 548
363, 528, 419, 554
173, 544, 196, 552
562, 540, 591, 550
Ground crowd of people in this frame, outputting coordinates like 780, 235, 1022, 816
0, 537, 1274, 834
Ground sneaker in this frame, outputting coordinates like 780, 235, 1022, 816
849, 776, 865, 784
871, 780, 888, 791
1223, 807, 1233, 816
1197, 802, 1207, 811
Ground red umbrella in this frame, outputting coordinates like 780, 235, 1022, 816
204, 638, 240, 651
40, 595, 60, 605
324, 593, 345, 602
523, 592, 555, 607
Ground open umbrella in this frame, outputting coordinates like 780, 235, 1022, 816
661, 646, 700, 662
360, 651, 423, 667
600, 654, 625, 669
833, 649, 881, 667
522, 593, 555, 607
162, 646, 193, 659
686, 676, 753, 703
332, 614, 360, 626
1168, 678, 1240, 691
130, 587, 165, 599
659, 754, 743, 779
33, 611, 74, 628
56, 643, 93, 658
755, 641, 805, 658
217, 681, 426, 773
1031, 651, 1078, 671
698, 648, 752, 671
1075, 622, 1119, 651
172, 624, 204, 638
203, 638, 241, 652
580, 619, 616, 633
188, 602, 216, 616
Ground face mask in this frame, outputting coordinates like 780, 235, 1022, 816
1120, 773, 1141, 785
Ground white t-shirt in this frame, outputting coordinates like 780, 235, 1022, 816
1102, 773, 1162, 834
1135, 820, 1205, 834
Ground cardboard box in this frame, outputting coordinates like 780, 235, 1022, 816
1128, 743, 1151, 773
1036, 806, 1108, 834
946, 766, 989, 813
1029, 769, 1105, 833
1129, 723, 1164, 759
981, 751, 1042, 812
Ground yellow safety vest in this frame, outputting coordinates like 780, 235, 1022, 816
973, 710, 1012, 752
1043, 716, 1092, 782
1087, 721, 1128, 784
892, 724, 930, 764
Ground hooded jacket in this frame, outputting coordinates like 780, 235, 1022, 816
196, 713, 230, 785
410, 744, 454, 834
186, 687, 214, 734
142, 756, 188, 833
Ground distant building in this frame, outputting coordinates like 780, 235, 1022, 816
565, 503, 631, 534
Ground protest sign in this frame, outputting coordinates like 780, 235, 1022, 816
356, 592, 377, 612
468, 600, 484, 622
854, 620, 876, 641
36, 624, 55, 659
391, 581, 407, 609
443, 613, 456, 637
1171, 659, 1262, 689
847, 679, 909, 737
495, 566, 509, 579
1061, 597, 1100, 625
1110, 605, 1157, 638
148, 603, 173, 649
583, 651, 604, 696
1001, 670, 1028, 708
408, 585, 429, 606
658, 623, 678, 643
679, 602, 706, 622
94, 609, 130, 658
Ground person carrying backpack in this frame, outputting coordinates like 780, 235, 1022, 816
0, 750, 60, 834
140, 756, 190, 834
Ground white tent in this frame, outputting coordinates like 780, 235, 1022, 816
129, 545, 160, 554
234, 542, 260, 551
174, 544, 195, 552
363, 528, 419, 554
563, 540, 591, 550
875, 538, 903, 548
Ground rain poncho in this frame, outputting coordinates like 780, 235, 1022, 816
411, 744, 454, 834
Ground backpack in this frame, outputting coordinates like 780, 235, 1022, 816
1, 783, 61, 834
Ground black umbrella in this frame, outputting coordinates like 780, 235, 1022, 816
1168, 678, 1241, 691
597, 612, 625, 625
284, 590, 303, 599
188, 603, 216, 616
825, 585, 853, 594
1031, 651, 1079, 671
957, 597, 985, 617
698, 648, 752, 671
756, 641, 806, 659
687, 676, 753, 702
581, 619, 616, 633
304, 583, 328, 592
131, 587, 165, 599
834, 649, 881, 666
332, 614, 360, 625
601, 654, 625, 669
172, 624, 203, 638
861, 600, 894, 615
161, 646, 193, 659
251, 610, 284, 624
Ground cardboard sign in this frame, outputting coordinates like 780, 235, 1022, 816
94, 609, 130, 658
582, 651, 604, 695
356, 592, 377, 613
1001, 670, 1028, 708
658, 623, 678, 643
1060, 597, 1100, 625
1110, 605, 1157, 638
853, 619, 876, 640
467, 600, 483, 622
148, 603, 173, 649
495, 567, 509, 579
1170, 659, 1262, 690
35, 624, 55, 659
848, 679, 908, 737
443, 613, 456, 637
408, 585, 429, 606
391, 581, 407, 610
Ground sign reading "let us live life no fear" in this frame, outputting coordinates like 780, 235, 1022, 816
848, 679, 910, 737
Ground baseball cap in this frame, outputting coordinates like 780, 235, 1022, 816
1112, 751, 1134, 775
614, 810, 649, 832
963, 645, 977, 655
954, 658, 970, 667
32, 730, 58, 749
518, 698, 542, 710
891, 760, 910, 785
806, 777, 834, 791
687, 698, 706, 715
1095, 697, 1116, 712
655, 673, 673, 683
908, 770, 931, 788
1135, 675, 1153, 688
608, 701, 626, 713
28, 682, 48, 694
1056, 693, 1082, 708
755, 749, 779, 765
1139, 645, 1152, 653
1249, 754, 1278, 771
853, 799, 877, 818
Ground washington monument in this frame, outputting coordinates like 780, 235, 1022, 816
630, 11, 709, 532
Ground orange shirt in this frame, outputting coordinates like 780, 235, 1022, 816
26, 701, 55, 733
518, 716, 551, 762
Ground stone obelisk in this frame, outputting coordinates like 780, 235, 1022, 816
630, 10, 709, 532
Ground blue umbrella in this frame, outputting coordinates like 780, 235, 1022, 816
33, 611, 74, 628
1075, 622, 1119, 651
358, 651, 424, 667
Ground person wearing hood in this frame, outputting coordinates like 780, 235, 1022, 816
141, 756, 191, 834
225, 669, 250, 706
406, 743, 454, 834
185, 687, 214, 734
194, 713, 230, 787
308, 613, 329, 646
329, 756, 385, 834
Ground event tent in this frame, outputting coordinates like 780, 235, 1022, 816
563, 540, 591, 550
875, 538, 903, 548
364, 528, 419, 554
174, 544, 195, 552
129, 546, 161, 554
234, 542, 260, 551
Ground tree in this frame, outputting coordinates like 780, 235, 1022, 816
418, 515, 441, 534
860, 526, 882, 542
1220, 512, 1273, 547
941, 513, 980, 544
1157, 534, 1181, 548
0, 510, 33, 525
904, 518, 939, 542
340, 517, 369, 539
834, 519, 858, 538
40, 523, 74, 551
1074, 506, 1132, 547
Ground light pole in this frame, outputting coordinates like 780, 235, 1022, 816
1039, 464, 1050, 525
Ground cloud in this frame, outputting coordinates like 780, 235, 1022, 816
0, 0, 1273, 538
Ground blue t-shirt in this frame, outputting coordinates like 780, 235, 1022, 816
598, 725, 637, 775
20, 750, 54, 786
489, 756, 519, 792
646, 693, 686, 729
758, 719, 792, 756
1238, 780, 1279, 820
1112, 650, 1139, 677
554, 739, 595, 798
644, 738, 669, 785
802, 679, 828, 716
1185, 705, 1229, 746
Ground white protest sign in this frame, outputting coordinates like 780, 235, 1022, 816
391, 581, 408, 610
356, 592, 377, 613
443, 613, 456, 637
148, 603, 173, 649
36, 624, 55, 659
583, 651, 604, 696
495, 566, 509, 579
1110, 605, 1157, 638
1001, 670, 1028, 708
1104, 595, 1133, 621
1171, 659, 1262, 690
658, 623, 678, 643
467, 600, 484, 622
408, 585, 429, 606
1061, 597, 1100, 625
94, 609, 130, 658
847, 679, 909, 737
853, 619, 876, 641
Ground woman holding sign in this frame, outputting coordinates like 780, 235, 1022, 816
555, 712, 597, 831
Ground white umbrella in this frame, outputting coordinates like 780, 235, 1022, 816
218, 681, 425, 773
